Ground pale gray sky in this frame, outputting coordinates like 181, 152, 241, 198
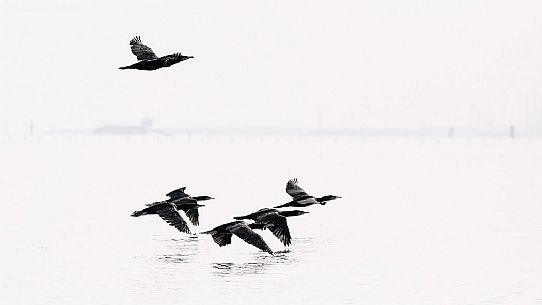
1, 0, 542, 133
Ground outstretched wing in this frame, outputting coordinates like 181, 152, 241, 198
260, 213, 292, 246
286, 178, 311, 200
184, 208, 200, 226
155, 204, 191, 234
212, 233, 232, 247
129, 36, 158, 61
230, 223, 273, 254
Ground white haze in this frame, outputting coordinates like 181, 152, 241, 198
1, 1, 542, 134
1, 1, 542, 304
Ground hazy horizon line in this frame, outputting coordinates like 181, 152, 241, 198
12, 124, 538, 138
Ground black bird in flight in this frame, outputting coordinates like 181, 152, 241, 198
234, 208, 308, 246
143, 187, 214, 226
165, 186, 214, 204
119, 36, 193, 70
274, 178, 341, 208
200, 221, 274, 255
171, 201, 205, 226
131, 201, 191, 234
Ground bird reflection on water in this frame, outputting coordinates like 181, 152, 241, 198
211, 252, 294, 277
210, 238, 319, 278
145, 236, 320, 279
154, 235, 200, 264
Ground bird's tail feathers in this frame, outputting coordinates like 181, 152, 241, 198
199, 230, 216, 235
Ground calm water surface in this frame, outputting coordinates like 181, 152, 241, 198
1, 136, 542, 304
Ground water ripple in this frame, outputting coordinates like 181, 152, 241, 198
153, 235, 200, 264
210, 247, 300, 278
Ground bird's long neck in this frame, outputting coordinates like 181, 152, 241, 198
278, 210, 305, 217
317, 195, 339, 202
193, 196, 212, 201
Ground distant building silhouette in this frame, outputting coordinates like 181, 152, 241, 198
93, 118, 166, 135
509, 125, 515, 139
448, 126, 455, 138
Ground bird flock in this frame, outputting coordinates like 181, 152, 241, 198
121, 37, 342, 254
131, 178, 341, 255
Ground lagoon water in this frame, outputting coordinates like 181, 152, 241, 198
1, 135, 542, 304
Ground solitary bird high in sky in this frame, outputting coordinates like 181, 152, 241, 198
119, 36, 193, 71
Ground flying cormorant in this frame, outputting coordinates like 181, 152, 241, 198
143, 187, 214, 225
119, 36, 193, 71
171, 201, 205, 226
165, 186, 214, 203
274, 178, 341, 208
200, 221, 274, 255
143, 199, 205, 226
233, 208, 308, 246
131, 201, 191, 234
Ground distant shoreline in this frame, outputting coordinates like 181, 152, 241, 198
9, 124, 540, 139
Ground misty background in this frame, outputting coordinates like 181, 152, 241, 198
2, 2, 542, 304
1, 0, 542, 136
